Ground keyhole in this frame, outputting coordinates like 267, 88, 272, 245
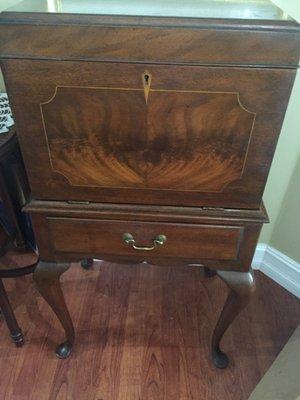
142, 71, 152, 104
144, 74, 150, 85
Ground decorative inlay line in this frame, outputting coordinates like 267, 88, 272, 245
41, 84, 255, 112
40, 77, 257, 192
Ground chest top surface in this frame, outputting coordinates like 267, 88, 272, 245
3, 0, 294, 21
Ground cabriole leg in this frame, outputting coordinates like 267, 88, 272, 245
212, 268, 256, 369
33, 261, 74, 358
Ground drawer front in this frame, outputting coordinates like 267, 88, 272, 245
47, 217, 243, 261
3, 59, 295, 208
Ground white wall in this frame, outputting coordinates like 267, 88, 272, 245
259, 0, 300, 251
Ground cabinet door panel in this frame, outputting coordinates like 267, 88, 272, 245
3, 60, 295, 208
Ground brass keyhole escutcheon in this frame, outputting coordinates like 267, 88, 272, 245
122, 232, 167, 251
142, 71, 152, 104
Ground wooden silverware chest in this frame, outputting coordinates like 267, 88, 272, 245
0, 0, 299, 368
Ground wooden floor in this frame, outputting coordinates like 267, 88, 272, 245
0, 261, 299, 400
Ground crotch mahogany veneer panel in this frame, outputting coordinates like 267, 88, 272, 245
2, 60, 295, 209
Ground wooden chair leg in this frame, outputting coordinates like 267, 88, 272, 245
0, 279, 24, 347
211, 268, 256, 369
33, 261, 74, 358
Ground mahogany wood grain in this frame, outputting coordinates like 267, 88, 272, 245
28, 205, 262, 271
1, 13, 300, 67
2, 60, 296, 208
41, 86, 255, 192
212, 268, 256, 368
47, 217, 243, 260
0, 263, 299, 400
25, 199, 269, 225
33, 261, 74, 358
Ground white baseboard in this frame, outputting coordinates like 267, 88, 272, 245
252, 243, 300, 299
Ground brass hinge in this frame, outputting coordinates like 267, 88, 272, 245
67, 200, 90, 205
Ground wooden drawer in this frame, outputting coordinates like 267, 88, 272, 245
46, 217, 243, 261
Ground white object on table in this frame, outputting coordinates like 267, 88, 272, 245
0, 92, 14, 134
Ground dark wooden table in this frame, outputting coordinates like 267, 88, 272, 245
0, 127, 26, 246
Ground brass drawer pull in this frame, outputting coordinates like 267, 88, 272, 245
122, 233, 167, 251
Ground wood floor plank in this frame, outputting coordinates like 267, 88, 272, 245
0, 262, 299, 400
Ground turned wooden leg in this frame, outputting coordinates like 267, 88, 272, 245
33, 261, 74, 358
81, 258, 94, 270
211, 268, 256, 369
0, 279, 24, 347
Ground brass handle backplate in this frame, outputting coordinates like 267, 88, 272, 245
122, 233, 167, 251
